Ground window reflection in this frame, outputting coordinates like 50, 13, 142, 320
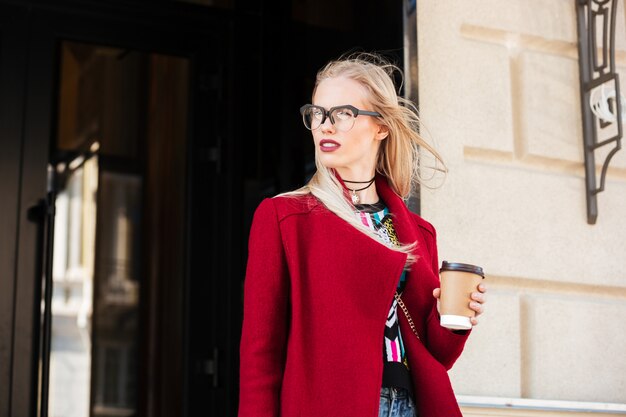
92, 172, 141, 416
49, 39, 189, 417
50, 155, 98, 417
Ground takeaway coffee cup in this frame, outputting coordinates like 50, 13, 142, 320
439, 261, 485, 330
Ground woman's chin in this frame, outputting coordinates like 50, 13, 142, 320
316, 154, 341, 169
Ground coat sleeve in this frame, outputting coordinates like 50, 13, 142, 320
239, 198, 290, 417
419, 222, 472, 371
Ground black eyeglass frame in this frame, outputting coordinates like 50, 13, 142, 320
299, 104, 382, 130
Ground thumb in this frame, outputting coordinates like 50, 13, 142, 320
433, 288, 441, 299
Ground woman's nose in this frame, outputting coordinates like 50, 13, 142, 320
320, 116, 335, 133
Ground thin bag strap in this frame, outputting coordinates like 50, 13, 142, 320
394, 291, 421, 341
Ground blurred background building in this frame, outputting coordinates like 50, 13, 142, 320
0, 1, 624, 417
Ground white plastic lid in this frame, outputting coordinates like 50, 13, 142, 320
440, 315, 472, 330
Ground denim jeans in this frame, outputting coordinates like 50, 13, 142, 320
378, 387, 417, 417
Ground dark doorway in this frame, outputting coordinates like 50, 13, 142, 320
0, 1, 404, 416
0, 3, 228, 417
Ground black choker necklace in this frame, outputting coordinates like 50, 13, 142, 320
343, 176, 376, 204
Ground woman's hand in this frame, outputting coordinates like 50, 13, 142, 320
432, 283, 487, 326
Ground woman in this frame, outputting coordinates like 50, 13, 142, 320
239, 53, 486, 417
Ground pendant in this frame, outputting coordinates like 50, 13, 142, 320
351, 190, 359, 204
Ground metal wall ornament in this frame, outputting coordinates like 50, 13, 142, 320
576, 0, 623, 224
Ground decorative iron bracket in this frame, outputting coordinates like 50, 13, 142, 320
576, 0, 623, 224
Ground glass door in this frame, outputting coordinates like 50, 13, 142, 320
44, 40, 190, 417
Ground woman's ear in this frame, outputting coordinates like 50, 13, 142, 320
376, 124, 389, 141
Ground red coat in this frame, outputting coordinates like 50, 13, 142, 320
239, 176, 470, 417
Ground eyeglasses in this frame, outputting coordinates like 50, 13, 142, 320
300, 104, 382, 132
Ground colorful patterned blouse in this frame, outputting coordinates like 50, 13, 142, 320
355, 201, 413, 391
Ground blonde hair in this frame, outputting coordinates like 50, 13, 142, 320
279, 52, 445, 263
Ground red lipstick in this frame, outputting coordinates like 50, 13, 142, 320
319, 139, 340, 153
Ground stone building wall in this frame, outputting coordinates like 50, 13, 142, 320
417, 1, 626, 415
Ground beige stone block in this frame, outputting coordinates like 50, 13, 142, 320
418, 6, 515, 155
432, 43, 514, 155
420, 1, 576, 44
523, 294, 626, 403
450, 290, 521, 398
521, 52, 582, 163
422, 164, 626, 288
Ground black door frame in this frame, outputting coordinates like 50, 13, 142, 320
0, 5, 30, 417
0, 2, 232, 416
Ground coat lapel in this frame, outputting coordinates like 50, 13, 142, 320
374, 174, 418, 247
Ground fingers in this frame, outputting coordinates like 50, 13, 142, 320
470, 291, 486, 304
469, 299, 484, 326
469, 300, 483, 315
471, 283, 487, 304
469, 284, 487, 325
